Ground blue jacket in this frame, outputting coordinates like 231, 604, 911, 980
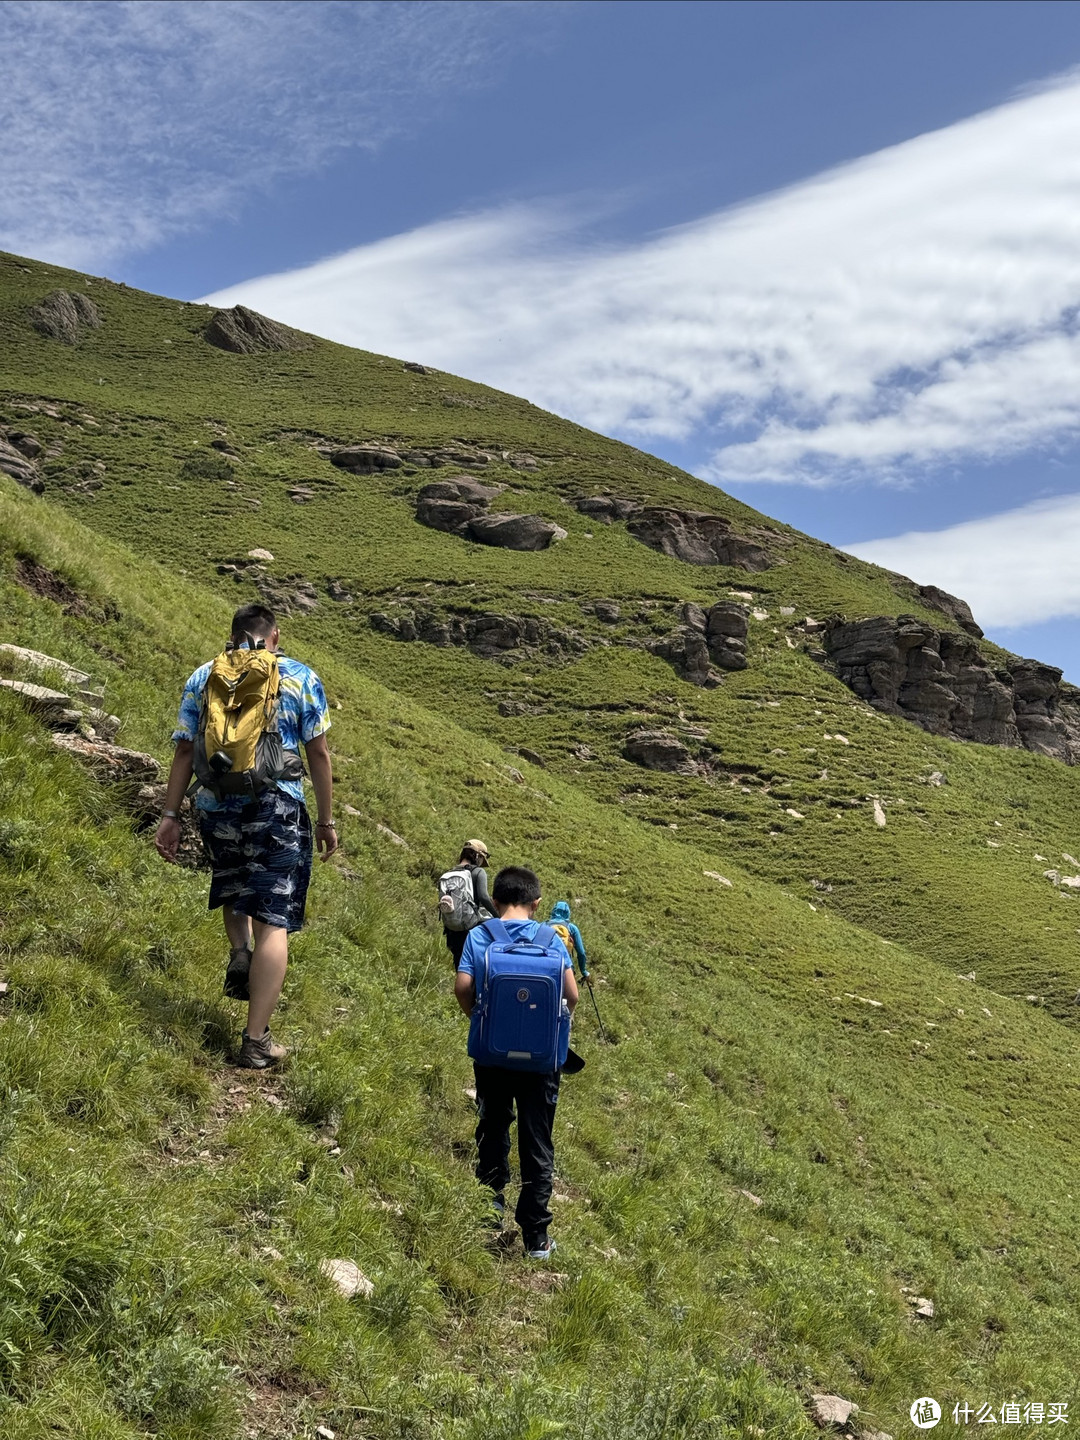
549, 900, 587, 972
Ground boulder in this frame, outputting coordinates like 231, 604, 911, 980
705, 602, 750, 670
627, 507, 773, 571
594, 601, 621, 624
0, 645, 97, 698
255, 574, 319, 615
318, 1258, 375, 1299
326, 578, 353, 602
0, 436, 43, 492
328, 444, 402, 473
809, 1394, 857, 1429
508, 452, 540, 470
403, 361, 429, 374
417, 476, 504, 505
623, 728, 696, 774
0, 676, 76, 720
467, 513, 565, 551
652, 601, 748, 685
416, 497, 483, 534
370, 607, 584, 664
573, 495, 642, 524
918, 583, 983, 638
204, 305, 308, 354
29, 290, 102, 344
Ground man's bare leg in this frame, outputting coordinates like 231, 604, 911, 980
246, 920, 288, 1037
223, 905, 253, 954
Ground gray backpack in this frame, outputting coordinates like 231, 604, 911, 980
438, 867, 481, 931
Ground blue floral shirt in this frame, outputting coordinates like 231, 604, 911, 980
172, 652, 331, 811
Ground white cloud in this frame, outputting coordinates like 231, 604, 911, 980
204, 71, 1080, 487
846, 493, 1080, 629
1, 0, 537, 269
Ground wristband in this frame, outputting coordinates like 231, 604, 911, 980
316, 821, 336, 830
163, 809, 179, 820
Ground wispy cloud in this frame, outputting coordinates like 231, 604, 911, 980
846, 493, 1080, 629
205, 71, 1080, 487
1, 0, 539, 269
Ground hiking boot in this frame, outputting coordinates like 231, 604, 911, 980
223, 945, 252, 1001
236, 1027, 288, 1069
524, 1234, 556, 1261
487, 1193, 507, 1229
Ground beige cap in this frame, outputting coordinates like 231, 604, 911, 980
464, 838, 489, 860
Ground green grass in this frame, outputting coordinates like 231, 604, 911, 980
3, 252, 1080, 1436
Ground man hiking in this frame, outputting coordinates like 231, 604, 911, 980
154, 602, 337, 1068
438, 839, 495, 966
455, 866, 578, 1259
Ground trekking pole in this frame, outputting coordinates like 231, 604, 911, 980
577, 956, 609, 1043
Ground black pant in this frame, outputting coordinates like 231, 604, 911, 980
474, 1064, 561, 1243
445, 927, 467, 965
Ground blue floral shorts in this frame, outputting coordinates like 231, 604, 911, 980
198, 790, 313, 932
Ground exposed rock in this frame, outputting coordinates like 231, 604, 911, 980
247, 548, 274, 561
371, 608, 585, 664
627, 507, 774, 571
417, 475, 504, 505
29, 290, 102, 344
872, 798, 887, 828
288, 486, 315, 503
467, 513, 565, 551
318, 1258, 374, 1299
650, 600, 749, 686
0, 644, 99, 699
132, 786, 204, 867
703, 871, 733, 886
0, 677, 77, 720
810, 1394, 857, 1429
376, 822, 409, 849
5, 431, 42, 459
403, 361, 429, 374
255, 574, 319, 616
517, 747, 546, 768
328, 444, 402, 473
918, 584, 984, 638
401, 445, 491, 468
204, 305, 308, 354
823, 614, 1080, 762
51, 734, 161, 783
508, 452, 540, 470
415, 497, 484, 534
592, 601, 621, 624
573, 495, 642, 524
0, 436, 42, 492
326, 578, 353, 602
623, 729, 696, 774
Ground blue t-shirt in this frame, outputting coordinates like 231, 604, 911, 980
458, 919, 573, 1003
172, 652, 331, 811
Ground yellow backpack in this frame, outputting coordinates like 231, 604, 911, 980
191, 647, 303, 801
551, 922, 578, 965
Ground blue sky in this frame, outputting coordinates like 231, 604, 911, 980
7, 1, 1080, 675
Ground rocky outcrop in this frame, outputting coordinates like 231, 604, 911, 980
628, 507, 774, 571
329, 444, 403, 473
205, 305, 309, 354
216, 556, 318, 615
29, 290, 102, 344
649, 601, 750, 686
623, 729, 697, 774
413, 477, 565, 551
917, 584, 984, 638
573, 495, 642, 524
0, 435, 42, 492
370, 608, 586, 663
469, 513, 567, 551
822, 614, 1080, 762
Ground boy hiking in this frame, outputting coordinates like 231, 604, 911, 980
438, 839, 495, 965
154, 603, 337, 1068
455, 866, 578, 1259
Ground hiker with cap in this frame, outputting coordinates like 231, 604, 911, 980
455, 865, 578, 1260
154, 602, 337, 1069
438, 839, 495, 966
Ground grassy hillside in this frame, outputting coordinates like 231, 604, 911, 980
3, 253, 1080, 1437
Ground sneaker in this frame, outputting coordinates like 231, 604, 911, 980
223, 945, 252, 1001
524, 1234, 557, 1261
236, 1027, 288, 1069
489, 1193, 507, 1228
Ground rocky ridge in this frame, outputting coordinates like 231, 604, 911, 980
414, 475, 567, 551
573, 495, 775, 571
821, 614, 1080, 763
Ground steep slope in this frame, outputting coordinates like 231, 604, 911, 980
3, 254, 1080, 1436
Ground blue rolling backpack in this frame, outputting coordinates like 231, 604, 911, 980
467, 918, 571, 1073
